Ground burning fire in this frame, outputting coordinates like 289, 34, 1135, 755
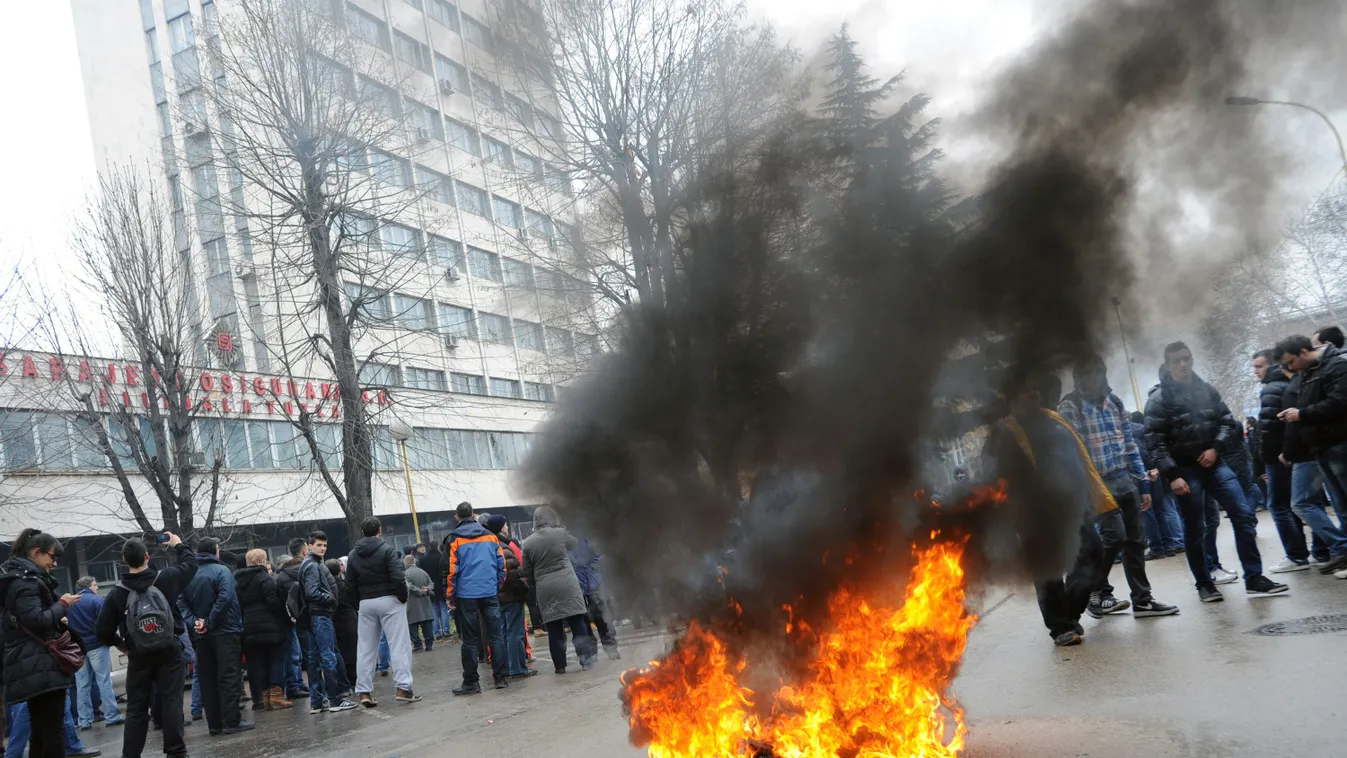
623, 540, 976, 758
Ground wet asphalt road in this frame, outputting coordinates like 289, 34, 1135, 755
73, 516, 1347, 758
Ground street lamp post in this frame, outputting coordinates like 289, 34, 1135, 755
388, 417, 421, 542
1225, 95, 1347, 172
1110, 296, 1144, 411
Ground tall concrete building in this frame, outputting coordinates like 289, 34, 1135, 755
0, 0, 596, 586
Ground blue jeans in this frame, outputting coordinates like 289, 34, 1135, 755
190, 666, 202, 718
75, 645, 123, 727
305, 616, 342, 708
432, 598, 452, 637
501, 602, 530, 676
1293, 459, 1347, 557
377, 633, 390, 671
457, 596, 507, 685
1142, 488, 1185, 552
284, 627, 305, 694
1266, 460, 1329, 562
1172, 462, 1264, 588
5, 694, 87, 758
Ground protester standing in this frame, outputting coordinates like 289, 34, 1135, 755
447, 504, 508, 695
329, 558, 360, 689
95, 533, 198, 758
402, 556, 434, 653
177, 538, 253, 736
346, 517, 416, 706
0, 529, 84, 758
417, 543, 451, 640
569, 537, 622, 658
299, 533, 357, 714
65, 578, 123, 730
522, 507, 598, 672
234, 550, 291, 711
274, 538, 309, 701
485, 516, 534, 678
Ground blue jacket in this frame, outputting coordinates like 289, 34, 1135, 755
65, 587, 105, 649
177, 554, 243, 636
569, 539, 602, 595
447, 519, 504, 600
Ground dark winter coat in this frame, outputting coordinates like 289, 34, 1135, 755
403, 564, 434, 624
1291, 345, 1347, 453
417, 549, 449, 602
569, 539, 602, 596
521, 507, 586, 624
343, 537, 408, 604
1282, 375, 1316, 464
178, 553, 243, 636
1257, 366, 1291, 464
95, 544, 198, 654
0, 557, 77, 704
497, 536, 528, 605
1143, 372, 1240, 476
233, 565, 286, 647
275, 558, 303, 626
299, 554, 337, 617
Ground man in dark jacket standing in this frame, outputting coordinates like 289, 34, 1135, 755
274, 538, 309, 700
1275, 335, 1347, 576
448, 503, 507, 695
299, 532, 357, 715
177, 538, 253, 735
345, 517, 416, 707
417, 543, 451, 640
1254, 348, 1324, 572
1144, 341, 1287, 602
485, 515, 534, 678
95, 533, 198, 758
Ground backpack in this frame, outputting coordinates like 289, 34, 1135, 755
117, 582, 175, 652
284, 580, 306, 624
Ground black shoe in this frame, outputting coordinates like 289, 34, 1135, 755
209, 730, 222, 736
68, 749, 102, 758
1053, 631, 1082, 647
453, 684, 482, 696
1246, 574, 1290, 597
1317, 554, 1347, 574
1132, 598, 1180, 617
1198, 585, 1224, 603
78, 725, 92, 732
221, 722, 255, 735
510, 669, 539, 679
290, 687, 309, 697
554, 667, 567, 675
1074, 622, 1085, 637
1085, 594, 1129, 619
494, 678, 510, 689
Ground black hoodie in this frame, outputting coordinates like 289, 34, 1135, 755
342, 536, 407, 603
95, 543, 198, 655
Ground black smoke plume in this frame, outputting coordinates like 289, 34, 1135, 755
521, 0, 1342, 638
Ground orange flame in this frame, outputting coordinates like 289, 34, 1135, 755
624, 541, 976, 757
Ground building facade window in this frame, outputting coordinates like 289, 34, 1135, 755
167, 13, 195, 53
428, 235, 463, 269
445, 118, 480, 155
360, 361, 401, 387
439, 303, 475, 339
416, 165, 454, 205
393, 293, 435, 330
502, 257, 533, 288
369, 150, 411, 187
490, 378, 522, 399
455, 181, 489, 218
408, 100, 443, 140
467, 247, 501, 282
493, 196, 521, 228
478, 311, 512, 344
404, 366, 448, 390
393, 30, 431, 71
346, 3, 391, 51
428, 0, 460, 31
483, 135, 512, 167
450, 372, 487, 395
462, 14, 492, 47
547, 326, 574, 357
344, 281, 392, 320
380, 223, 422, 258
523, 381, 554, 402
514, 319, 543, 350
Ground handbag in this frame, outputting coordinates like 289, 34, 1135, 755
12, 614, 85, 675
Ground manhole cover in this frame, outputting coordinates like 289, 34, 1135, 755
1250, 614, 1347, 636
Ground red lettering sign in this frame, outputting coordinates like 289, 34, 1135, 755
265, 401, 275, 415
221, 374, 233, 393
330, 403, 340, 419
216, 332, 234, 352
200, 372, 214, 392
98, 389, 110, 407
270, 378, 283, 396
306, 382, 317, 399
104, 364, 117, 384
361, 391, 370, 404
222, 399, 232, 413
321, 383, 333, 399
0, 353, 7, 375
126, 366, 140, 386
242, 400, 252, 414
121, 391, 132, 408
22, 355, 39, 378
78, 360, 91, 382
377, 391, 388, 405
49, 357, 65, 381
253, 377, 266, 396
140, 392, 150, 409
201, 398, 213, 412
284, 401, 294, 415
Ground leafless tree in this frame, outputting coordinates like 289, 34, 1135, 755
195, 0, 455, 542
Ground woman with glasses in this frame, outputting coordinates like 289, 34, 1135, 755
1, 528, 85, 757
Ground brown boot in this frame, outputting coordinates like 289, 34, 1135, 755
268, 686, 293, 710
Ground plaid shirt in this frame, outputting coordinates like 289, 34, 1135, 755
1057, 392, 1146, 482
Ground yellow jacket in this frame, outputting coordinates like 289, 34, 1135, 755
1003, 409, 1119, 516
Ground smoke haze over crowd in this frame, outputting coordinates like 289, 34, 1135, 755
520, 0, 1347, 636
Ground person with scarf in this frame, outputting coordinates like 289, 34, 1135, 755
987, 376, 1123, 647
1058, 355, 1178, 620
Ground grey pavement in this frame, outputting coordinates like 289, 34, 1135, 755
70, 516, 1347, 758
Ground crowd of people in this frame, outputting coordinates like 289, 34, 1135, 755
992, 326, 1347, 647
0, 502, 621, 757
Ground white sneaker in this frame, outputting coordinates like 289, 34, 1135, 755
1212, 567, 1239, 585
1268, 558, 1310, 574
1309, 556, 1327, 567
1334, 567, 1347, 580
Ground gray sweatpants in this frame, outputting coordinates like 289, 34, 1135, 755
357, 596, 412, 693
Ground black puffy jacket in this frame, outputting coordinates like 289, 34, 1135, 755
1282, 374, 1316, 464
234, 565, 286, 647
1257, 366, 1291, 464
1144, 372, 1239, 476
0, 557, 75, 705
343, 537, 407, 604
1292, 346, 1347, 452
299, 554, 337, 617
